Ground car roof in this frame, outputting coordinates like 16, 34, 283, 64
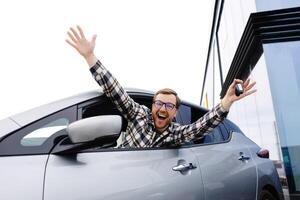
0, 88, 155, 137
0, 90, 103, 137
0, 88, 207, 138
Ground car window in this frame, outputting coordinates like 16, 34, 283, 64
20, 118, 69, 146
132, 95, 153, 110
177, 105, 191, 125
77, 95, 230, 150
202, 126, 224, 143
178, 104, 206, 125
0, 106, 76, 156
79, 94, 178, 131
178, 123, 229, 147
80, 98, 127, 131
179, 104, 230, 146
219, 120, 230, 140
79, 95, 154, 149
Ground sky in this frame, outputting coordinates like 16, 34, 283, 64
0, 0, 214, 120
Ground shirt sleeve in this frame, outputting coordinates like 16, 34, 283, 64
89, 60, 146, 121
173, 103, 228, 144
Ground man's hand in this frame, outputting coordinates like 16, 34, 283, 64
221, 79, 257, 111
66, 25, 97, 67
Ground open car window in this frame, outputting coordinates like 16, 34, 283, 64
77, 94, 230, 150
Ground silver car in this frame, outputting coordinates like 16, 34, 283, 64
0, 89, 283, 200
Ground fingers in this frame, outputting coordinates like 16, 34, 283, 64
66, 26, 97, 59
245, 81, 256, 92
77, 25, 86, 39
65, 39, 78, 51
65, 26, 86, 50
67, 31, 77, 44
229, 78, 256, 95
243, 88, 257, 98
237, 80, 256, 99
70, 27, 81, 41
234, 79, 243, 84
91, 34, 97, 44
231, 78, 252, 89
243, 79, 250, 88
229, 79, 243, 89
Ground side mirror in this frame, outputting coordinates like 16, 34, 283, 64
67, 115, 122, 143
52, 115, 122, 154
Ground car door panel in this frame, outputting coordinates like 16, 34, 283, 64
0, 155, 48, 200
44, 148, 204, 200
191, 132, 257, 200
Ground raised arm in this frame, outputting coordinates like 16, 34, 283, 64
66, 26, 146, 120
173, 78, 256, 144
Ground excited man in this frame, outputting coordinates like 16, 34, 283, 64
66, 26, 256, 148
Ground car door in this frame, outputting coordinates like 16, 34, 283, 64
0, 106, 76, 200
190, 124, 257, 200
177, 104, 257, 200
44, 147, 204, 200
43, 95, 205, 200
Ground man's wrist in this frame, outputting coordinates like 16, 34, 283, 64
221, 98, 232, 112
84, 54, 97, 68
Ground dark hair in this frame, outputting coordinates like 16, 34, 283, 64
153, 88, 181, 109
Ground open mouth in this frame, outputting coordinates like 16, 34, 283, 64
157, 113, 167, 120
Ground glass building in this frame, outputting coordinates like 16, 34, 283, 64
201, 1, 300, 199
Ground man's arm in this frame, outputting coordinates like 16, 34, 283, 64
89, 60, 146, 120
66, 25, 146, 120
172, 103, 228, 144
173, 78, 257, 144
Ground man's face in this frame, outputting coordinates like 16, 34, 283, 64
152, 93, 178, 133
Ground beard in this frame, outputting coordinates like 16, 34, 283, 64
153, 111, 173, 133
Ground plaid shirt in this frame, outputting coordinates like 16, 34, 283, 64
90, 60, 228, 148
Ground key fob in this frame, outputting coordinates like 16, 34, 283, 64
235, 83, 244, 96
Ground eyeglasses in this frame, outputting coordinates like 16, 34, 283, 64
153, 100, 176, 111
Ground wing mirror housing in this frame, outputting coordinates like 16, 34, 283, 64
52, 115, 122, 154
67, 115, 122, 143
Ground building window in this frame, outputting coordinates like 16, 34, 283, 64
263, 40, 300, 193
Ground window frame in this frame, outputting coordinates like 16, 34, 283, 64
75, 94, 233, 151
0, 106, 77, 156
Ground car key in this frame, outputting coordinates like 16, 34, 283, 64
235, 83, 244, 96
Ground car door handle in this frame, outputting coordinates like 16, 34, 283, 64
238, 153, 250, 161
172, 163, 197, 172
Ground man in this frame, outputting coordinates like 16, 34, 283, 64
66, 25, 256, 148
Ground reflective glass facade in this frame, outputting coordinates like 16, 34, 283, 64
202, 43, 215, 109
218, 0, 256, 77
256, 0, 300, 12
202, 0, 300, 198
202, 41, 222, 109
264, 41, 300, 193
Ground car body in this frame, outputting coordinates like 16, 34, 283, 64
0, 89, 283, 200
